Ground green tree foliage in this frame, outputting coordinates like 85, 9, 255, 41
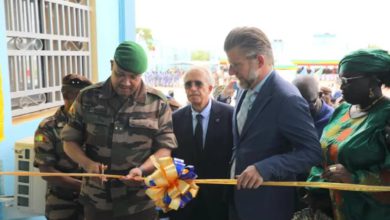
191, 50, 210, 61
136, 28, 154, 51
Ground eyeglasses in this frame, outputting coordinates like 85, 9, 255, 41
338, 75, 367, 84
185, 80, 204, 89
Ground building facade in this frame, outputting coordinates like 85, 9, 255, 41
0, 0, 136, 197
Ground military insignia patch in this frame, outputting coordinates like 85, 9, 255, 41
35, 133, 47, 142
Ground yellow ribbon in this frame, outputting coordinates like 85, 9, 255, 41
0, 172, 390, 192
0, 171, 122, 179
1, 172, 390, 193
194, 179, 390, 192
2, 156, 390, 212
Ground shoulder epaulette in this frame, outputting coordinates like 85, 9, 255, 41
38, 116, 56, 128
146, 87, 168, 101
81, 82, 103, 93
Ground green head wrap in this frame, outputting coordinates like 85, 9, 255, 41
338, 49, 390, 75
114, 41, 148, 75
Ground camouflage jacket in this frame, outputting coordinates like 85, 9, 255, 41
61, 77, 177, 216
34, 106, 81, 174
34, 106, 82, 214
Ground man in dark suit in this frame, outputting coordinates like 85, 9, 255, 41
292, 75, 334, 137
169, 66, 234, 220
224, 27, 322, 220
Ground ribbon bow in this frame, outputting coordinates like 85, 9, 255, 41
144, 156, 199, 212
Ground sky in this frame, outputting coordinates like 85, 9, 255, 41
135, 0, 390, 60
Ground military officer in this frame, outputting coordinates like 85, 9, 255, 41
61, 41, 177, 220
34, 73, 92, 220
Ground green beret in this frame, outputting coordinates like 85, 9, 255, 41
114, 41, 148, 75
339, 49, 390, 75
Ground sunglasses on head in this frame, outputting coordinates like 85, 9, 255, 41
337, 75, 367, 84
63, 78, 91, 88
184, 80, 204, 89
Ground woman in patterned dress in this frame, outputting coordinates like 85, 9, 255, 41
307, 49, 390, 220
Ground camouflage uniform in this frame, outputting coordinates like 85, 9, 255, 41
61, 78, 177, 217
34, 107, 83, 220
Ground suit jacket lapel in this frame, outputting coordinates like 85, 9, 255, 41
182, 105, 203, 163
240, 72, 275, 139
234, 90, 246, 141
183, 105, 195, 144
205, 100, 221, 150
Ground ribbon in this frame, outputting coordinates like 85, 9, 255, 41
194, 179, 390, 192
1, 171, 390, 192
143, 156, 199, 212
2, 156, 390, 211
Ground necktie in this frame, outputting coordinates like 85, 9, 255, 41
194, 114, 203, 150
236, 90, 254, 135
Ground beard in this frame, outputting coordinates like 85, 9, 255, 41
238, 68, 259, 89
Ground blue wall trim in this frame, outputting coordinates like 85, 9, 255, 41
118, 0, 125, 42
119, 0, 136, 42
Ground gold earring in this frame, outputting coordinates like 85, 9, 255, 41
369, 88, 375, 99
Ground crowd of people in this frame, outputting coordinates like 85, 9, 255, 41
143, 69, 184, 87
33, 27, 390, 220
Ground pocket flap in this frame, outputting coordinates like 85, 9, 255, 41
129, 118, 158, 130
84, 114, 113, 125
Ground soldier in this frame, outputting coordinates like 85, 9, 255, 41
61, 41, 177, 220
34, 73, 92, 220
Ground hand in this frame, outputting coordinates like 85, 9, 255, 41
82, 160, 107, 183
321, 164, 352, 183
236, 165, 263, 190
120, 167, 144, 187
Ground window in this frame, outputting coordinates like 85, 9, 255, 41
4, 0, 92, 116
